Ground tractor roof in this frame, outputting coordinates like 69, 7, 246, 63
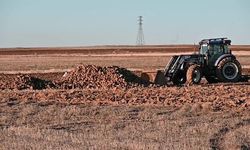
199, 38, 231, 45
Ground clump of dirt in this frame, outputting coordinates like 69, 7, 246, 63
55, 65, 149, 89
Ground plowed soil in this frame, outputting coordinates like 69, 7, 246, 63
1, 84, 250, 110
0, 65, 249, 111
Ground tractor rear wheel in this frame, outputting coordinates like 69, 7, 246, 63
216, 58, 241, 82
186, 64, 202, 85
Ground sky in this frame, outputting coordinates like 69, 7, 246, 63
0, 0, 250, 47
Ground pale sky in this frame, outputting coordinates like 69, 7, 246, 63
0, 0, 250, 47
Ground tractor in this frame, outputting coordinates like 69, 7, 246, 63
163, 38, 243, 85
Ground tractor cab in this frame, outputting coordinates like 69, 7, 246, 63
199, 38, 231, 66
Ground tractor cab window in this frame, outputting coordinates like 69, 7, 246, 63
208, 44, 223, 56
200, 44, 208, 55
223, 45, 230, 53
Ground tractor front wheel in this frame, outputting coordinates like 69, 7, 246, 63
186, 64, 202, 85
172, 73, 186, 85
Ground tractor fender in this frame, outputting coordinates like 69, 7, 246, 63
214, 54, 236, 67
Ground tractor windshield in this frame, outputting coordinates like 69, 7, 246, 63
208, 45, 223, 55
208, 44, 230, 55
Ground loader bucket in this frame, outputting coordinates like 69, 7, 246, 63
141, 72, 151, 81
154, 70, 167, 85
132, 70, 167, 85
131, 70, 153, 82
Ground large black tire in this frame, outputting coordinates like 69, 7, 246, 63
186, 64, 202, 85
172, 73, 186, 85
216, 57, 242, 82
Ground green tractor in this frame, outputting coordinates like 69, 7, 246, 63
164, 38, 243, 85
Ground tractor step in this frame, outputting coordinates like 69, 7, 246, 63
240, 75, 250, 82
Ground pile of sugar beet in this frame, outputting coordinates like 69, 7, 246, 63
0, 65, 150, 90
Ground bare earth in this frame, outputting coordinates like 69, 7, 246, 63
0, 45, 250, 150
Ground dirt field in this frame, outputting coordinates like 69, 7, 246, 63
0, 45, 250, 150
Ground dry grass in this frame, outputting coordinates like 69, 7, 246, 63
0, 55, 250, 72
0, 55, 170, 71
1, 101, 250, 150
0, 45, 250, 72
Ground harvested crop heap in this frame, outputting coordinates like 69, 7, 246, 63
0, 74, 53, 90
13, 75, 54, 90
56, 65, 149, 89
0, 65, 149, 90
13, 75, 35, 90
